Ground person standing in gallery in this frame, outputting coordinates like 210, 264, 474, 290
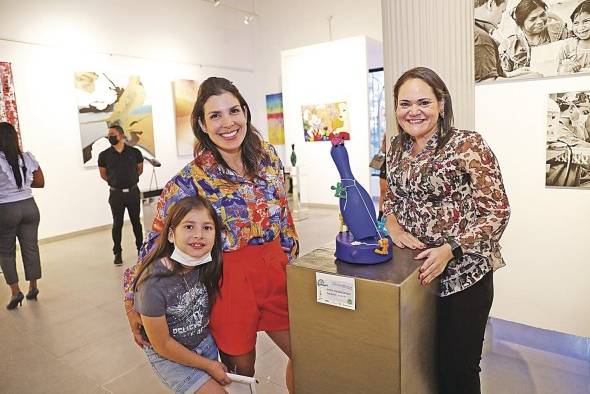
383, 67, 510, 394
500, 0, 569, 73
0, 122, 45, 310
98, 125, 144, 266
122, 77, 299, 393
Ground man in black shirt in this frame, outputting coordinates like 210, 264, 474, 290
98, 125, 144, 265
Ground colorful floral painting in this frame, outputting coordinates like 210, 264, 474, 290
0, 62, 20, 140
266, 93, 285, 145
301, 101, 350, 142
172, 79, 199, 156
75, 72, 155, 167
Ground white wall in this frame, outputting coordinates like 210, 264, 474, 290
0, 0, 255, 239
250, 0, 383, 161
476, 78, 590, 338
281, 36, 382, 206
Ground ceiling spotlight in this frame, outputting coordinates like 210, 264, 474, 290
243, 15, 254, 24
213, 0, 221, 6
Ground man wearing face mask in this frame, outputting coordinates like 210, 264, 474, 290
98, 125, 144, 266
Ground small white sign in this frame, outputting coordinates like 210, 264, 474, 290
315, 272, 355, 310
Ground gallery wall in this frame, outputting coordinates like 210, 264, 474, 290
476, 77, 590, 338
281, 36, 383, 206
250, 0, 383, 161
0, 0, 257, 239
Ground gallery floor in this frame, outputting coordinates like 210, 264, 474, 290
0, 206, 588, 393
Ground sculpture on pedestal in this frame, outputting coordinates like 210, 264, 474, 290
330, 133, 392, 264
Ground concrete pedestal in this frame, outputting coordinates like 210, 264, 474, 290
287, 243, 439, 394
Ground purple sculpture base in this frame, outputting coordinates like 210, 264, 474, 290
334, 232, 393, 264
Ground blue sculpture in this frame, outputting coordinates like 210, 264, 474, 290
330, 134, 393, 264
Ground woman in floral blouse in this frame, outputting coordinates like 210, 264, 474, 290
383, 67, 510, 394
123, 77, 298, 393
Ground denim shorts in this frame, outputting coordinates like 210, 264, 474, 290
143, 333, 218, 394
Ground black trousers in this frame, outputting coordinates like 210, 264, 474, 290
108, 188, 143, 255
438, 272, 494, 394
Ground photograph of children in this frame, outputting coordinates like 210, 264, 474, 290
546, 90, 590, 188
474, 0, 590, 83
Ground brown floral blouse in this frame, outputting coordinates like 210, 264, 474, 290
383, 129, 510, 296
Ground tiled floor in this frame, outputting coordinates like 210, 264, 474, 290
0, 205, 588, 393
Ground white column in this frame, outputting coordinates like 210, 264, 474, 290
381, 0, 474, 134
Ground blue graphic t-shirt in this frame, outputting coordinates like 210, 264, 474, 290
134, 258, 210, 349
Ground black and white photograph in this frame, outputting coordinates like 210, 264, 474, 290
546, 91, 590, 187
475, 0, 590, 83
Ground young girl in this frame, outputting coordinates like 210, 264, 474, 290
132, 196, 231, 393
558, 0, 590, 74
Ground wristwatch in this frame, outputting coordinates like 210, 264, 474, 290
448, 239, 463, 260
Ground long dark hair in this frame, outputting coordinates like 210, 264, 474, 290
391, 67, 455, 161
190, 77, 265, 181
0, 122, 26, 189
133, 196, 223, 306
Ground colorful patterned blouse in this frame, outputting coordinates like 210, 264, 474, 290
383, 129, 510, 297
124, 141, 299, 300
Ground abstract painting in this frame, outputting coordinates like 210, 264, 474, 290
266, 93, 285, 145
75, 72, 155, 167
172, 79, 199, 156
0, 62, 20, 140
301, 101, 350, 142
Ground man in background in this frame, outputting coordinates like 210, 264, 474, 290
98, 125, 144, 265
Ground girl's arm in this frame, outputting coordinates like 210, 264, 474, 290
142, 315, 231, 386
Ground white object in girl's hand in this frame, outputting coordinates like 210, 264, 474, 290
225, 373, 257, 394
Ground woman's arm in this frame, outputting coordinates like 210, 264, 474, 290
455, 132, 510, 253
31, 167, 44, 188
142, 315, 231, 386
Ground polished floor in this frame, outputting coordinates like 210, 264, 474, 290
0, 206, 588, 393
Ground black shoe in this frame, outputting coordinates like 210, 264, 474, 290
114, 253, 123, 266
26, 288, 39, 300
6, 292, 24, 310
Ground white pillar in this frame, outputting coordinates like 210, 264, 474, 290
381, 0, 474, 136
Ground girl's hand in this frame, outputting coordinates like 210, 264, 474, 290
389, 227, 425, 250
563, 59, 581, 73
207, 360, 232, 386
414, 244, 453, 286
125, 303, 148, 348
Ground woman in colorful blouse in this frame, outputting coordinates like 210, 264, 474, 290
383, 67, 510, 394
123, 77, 298, 392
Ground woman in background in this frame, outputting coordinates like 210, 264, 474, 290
0, 122, 45, 310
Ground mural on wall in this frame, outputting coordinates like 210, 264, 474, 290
0, 62, 20, 140
75, 72, 155, 167
172, 79, 199, 156
301, 101, 350, 142
265, 93, 285, 145
546, 91, 590, 188
474, 0, 587, 83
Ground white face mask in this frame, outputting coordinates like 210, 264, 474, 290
170, 246, 212, 267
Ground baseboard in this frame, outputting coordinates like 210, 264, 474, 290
489, 317, 590, 361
